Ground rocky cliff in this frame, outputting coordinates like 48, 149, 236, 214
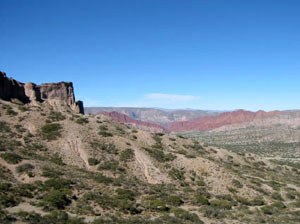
0, 71, 84, 114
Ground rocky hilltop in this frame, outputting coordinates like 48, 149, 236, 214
0, 71, 84, 114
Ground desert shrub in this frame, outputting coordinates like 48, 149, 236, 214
232, 179, 243, 188
98, 131, 113, 137
42, 190, 71, 209
98, 160, 120, 172
165, 195, 183, 206
17, 210, 85, 224
271, 192, 283, 201
6, 107, 18, 116
88, 158, 100, 166
194, 194, 210, 205
93, 173, 113, 184
169, 138, 176, 141
144, 199, 168, 211
76, 117, 89, 125
43, 178, 72, 190
48, 111, 66, 121
171, 208, 204, 224
210, 200, 232, 210
41, 166, 63, 178
116, 188, 136, 201
50, 153, 65, 165
261, 205, 277, 215
41, 123, 62, 140
14, 183, 36, 198
16, 163, 34, 176
144, 148, 176, 162
0, 152, 22, 164
271, 202, 286, 209
0, 121, 11, 133
18, 105, 28, 112
201, 206, 225, 219
0, 194, 18, 207
120, 148, 134, 162
0, 208, 15, 223
90, 141, 118, 154
169, 168, 185, 181
216, 194, 233, 201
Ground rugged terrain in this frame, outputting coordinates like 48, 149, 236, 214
0, 74, 300, 224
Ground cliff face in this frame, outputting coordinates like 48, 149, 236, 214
0, 71, 84, 114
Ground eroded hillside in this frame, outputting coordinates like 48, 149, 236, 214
0, 99, 300, 224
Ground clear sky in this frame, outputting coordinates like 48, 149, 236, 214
1, 0, 300, 111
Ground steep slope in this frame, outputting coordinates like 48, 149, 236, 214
101, 111, 166, 132
167, 109, 282, 132
85, 107, 220, 125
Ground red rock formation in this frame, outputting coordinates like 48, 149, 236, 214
0, 71, 84, 114
101, 111, 166, 132
167, 110, 282, 132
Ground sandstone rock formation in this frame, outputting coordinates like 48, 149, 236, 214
0, 71, 84, 114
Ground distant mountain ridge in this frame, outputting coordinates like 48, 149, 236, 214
167, 109, 283, 132
101, 111, 166, 132
85, 107, 220, 124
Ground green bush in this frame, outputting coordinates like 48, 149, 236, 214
18, 105, 28, 112
120, 148, 134, 162
41, 123, 62, 141
41, 166, 63, 178
210, 200, 232, 210
165, 195, 183, 206
43, 178, 72, 190
169, 168, 185, 181
145, 199, 168, 211
6, 107, 18, 116
116, 188, 136, 201
42, 190, 71, 209
50, 154, 65, 165
232, 179, 243, 188
48, 112, 66, 121
76, 117, 89, 125
0, 194, 18, 207
194, 194, 210, 205
16, 163, 34, 176
0, 121, 11, 133
171, 208, 204, 224
88, 158, 100, 166
271, 192, 283, 201
98, 131, 113, 137
98, 160, 122, 172
93, 173, 113, 184
144, 148, 176, 163
0, 152, 22, 164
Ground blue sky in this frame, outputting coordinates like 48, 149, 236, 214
1, 0, 300, 111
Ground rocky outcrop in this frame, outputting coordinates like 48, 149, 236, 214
0, 71, 84, 114
101, 111, 166, 132
167, 110, 282, 132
